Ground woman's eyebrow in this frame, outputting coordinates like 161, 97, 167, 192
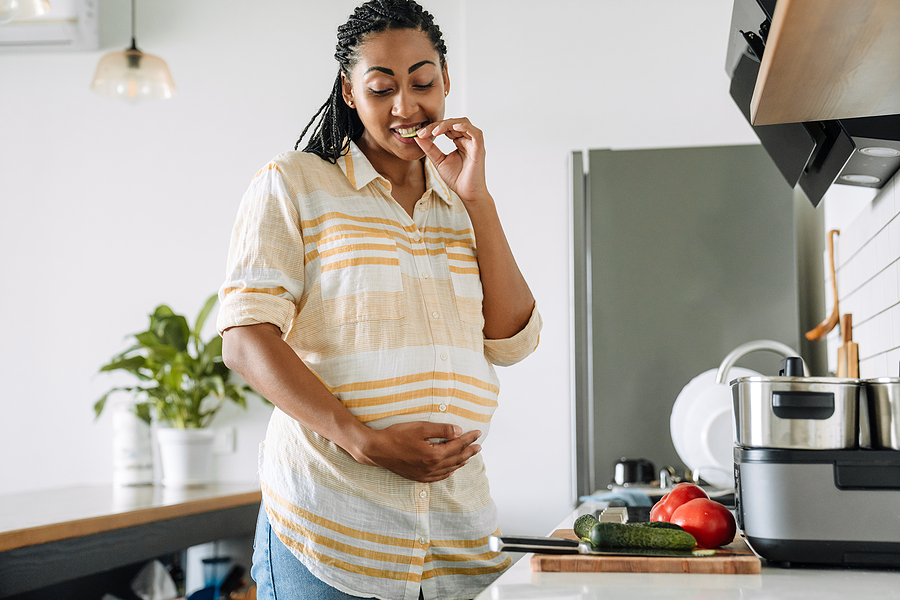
407, 60, 435, 73
364, 60, 436, 76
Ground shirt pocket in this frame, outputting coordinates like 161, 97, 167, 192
317, 230, 405, 323
445, 241, 483, 325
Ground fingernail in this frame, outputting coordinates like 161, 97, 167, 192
453, 426, 462, 436
472, 444, 482, 453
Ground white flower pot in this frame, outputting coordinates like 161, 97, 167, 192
156, 428, 215, 486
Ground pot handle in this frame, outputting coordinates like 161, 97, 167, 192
715, 339, 808, 384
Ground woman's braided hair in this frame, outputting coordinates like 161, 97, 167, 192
295, 0, 448, 162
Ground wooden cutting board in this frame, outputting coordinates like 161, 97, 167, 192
531, 529, 761, 574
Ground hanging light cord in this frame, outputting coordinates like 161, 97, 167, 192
130, 0, 137, 51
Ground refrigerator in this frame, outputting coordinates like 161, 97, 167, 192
570, 144, 826, 500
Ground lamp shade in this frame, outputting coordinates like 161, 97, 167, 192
0, 0, 51, 24
90, 47, 177, 103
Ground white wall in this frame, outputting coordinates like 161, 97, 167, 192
0, 0, 756, 536
824, 175, 900, 378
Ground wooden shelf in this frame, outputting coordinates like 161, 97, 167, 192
751, 0, 900, 125
0, 484, 261, 598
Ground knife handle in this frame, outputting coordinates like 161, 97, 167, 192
488, 535, 582, 554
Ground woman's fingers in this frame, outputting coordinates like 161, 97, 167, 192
419, 118, 481, 143
366, 422, 482, 482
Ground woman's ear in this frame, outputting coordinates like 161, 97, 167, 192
442, 62, 450, 97
340, 72, 355, 108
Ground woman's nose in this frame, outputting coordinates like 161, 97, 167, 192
392, 90, 416, 118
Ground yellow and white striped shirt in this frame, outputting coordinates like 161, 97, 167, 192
217, 142, 541, 600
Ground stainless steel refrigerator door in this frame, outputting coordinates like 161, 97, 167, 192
570, 145, 825, 501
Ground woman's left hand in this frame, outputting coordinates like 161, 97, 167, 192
415, 118, 489, 203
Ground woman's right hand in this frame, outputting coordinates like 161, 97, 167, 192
352, 422, 482, 483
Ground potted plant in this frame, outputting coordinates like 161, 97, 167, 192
95, 293, 260, 486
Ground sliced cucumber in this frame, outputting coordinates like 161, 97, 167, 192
573, 513, 599, 541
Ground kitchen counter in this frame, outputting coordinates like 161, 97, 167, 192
476, 501, 900, 600
0, 483, 261, 598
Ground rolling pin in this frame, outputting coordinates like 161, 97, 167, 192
836, 313, 859, 378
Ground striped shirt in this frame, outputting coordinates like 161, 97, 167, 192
217, 142, 542, 600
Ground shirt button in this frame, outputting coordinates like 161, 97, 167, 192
422, 272, 430, 279
418, 204, 427, 212
432, 311, 440, 319
419, 537, 427, 545
412, 232, 421, 241
419, 490, 427, 499
440, 353, 448, 361
439, 404, 447, 412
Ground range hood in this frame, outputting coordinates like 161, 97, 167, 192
726, 0, 900, 207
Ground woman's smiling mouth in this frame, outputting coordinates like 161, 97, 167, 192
395, 123, 426, 138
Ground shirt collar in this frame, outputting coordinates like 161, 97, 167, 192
338, 141, 453, 207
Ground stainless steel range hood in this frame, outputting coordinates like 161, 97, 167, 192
726, 0, 900, 207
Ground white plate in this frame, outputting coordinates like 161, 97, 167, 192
670, 367, 760, 488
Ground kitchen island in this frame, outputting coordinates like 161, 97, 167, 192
476, 501, 900, 600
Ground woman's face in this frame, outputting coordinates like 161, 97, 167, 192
342, 28, 449, 163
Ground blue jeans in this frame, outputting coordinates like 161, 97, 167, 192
252, 504, 424, 600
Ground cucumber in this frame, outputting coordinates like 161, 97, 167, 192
589, 522, 696, 550
634, 521, 685, 531
573, 514, 599, 541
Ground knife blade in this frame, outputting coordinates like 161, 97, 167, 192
488, 535, 714, 558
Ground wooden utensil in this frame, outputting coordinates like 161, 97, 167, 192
806, 229, 840, 341
837, 313, 859, 378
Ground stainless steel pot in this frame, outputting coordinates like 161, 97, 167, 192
864, 378, 900, 450
731, 358, 860, 450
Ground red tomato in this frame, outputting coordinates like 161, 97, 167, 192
670, 498, 737, 548
649, 483, 709, 522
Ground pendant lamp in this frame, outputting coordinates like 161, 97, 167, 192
0, 0, 51, 24
90, 0, 176, 103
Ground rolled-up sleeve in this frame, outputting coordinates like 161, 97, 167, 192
216, 162, 305, 336
483, 304, 542, 367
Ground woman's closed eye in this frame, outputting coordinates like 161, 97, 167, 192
368, 81, 435, 96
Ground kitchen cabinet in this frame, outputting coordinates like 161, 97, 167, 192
0, 483, 261, 599
476, 501, 900, 599
751, 0, 900, 125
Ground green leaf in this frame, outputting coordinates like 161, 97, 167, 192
134, 402, 153, 424
134, 330, 161, 349
152, 304, 176, 320
202, 335, 223, 364
99, 355, 147, 375
161, 315, 190, 351
93, 386, 144, 419
205, 375, 226, 397
194, 293, 218, 341
94, 393, 110, 419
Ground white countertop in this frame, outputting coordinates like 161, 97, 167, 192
475, 502, 900, 600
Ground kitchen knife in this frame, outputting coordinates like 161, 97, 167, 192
488, 535, 714, 558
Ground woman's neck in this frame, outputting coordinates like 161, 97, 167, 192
356, 135, 424, 189
356, 136, 426, 217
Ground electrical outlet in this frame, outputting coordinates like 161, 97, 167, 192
213, 427, 236, 455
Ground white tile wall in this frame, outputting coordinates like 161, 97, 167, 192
825, 175, 900, 378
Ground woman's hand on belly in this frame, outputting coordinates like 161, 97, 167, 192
354, 422, 481, 482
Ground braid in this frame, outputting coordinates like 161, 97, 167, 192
295, 0, 448, 163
